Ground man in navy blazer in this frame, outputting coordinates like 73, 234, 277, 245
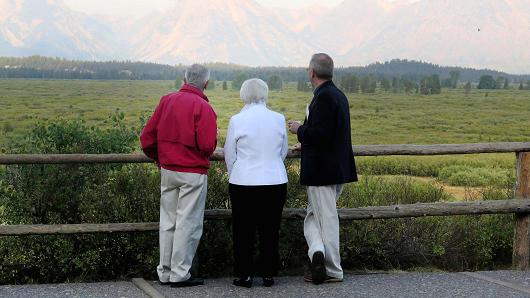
288, 53, 357, 285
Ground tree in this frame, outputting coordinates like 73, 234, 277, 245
441, 78, 452, 88
477, 75, 496, 89
519, 82, 525, 90
403, 79, 417, 93
360, 75, 376, 93
503, 78, 509, 89
339, 75, 359, 93
495, 77, 505, 90
207, 78, 216, 90
267, 75, 283, 90
420, 76, 432, 95
174, 75, 182, 89
297, 80, 311, 92
464, 81, 472, 96
222, 81, 228, 90
419, 75, 441, 95
449, 70, 460, 88
231, 73, 248, 90
381, 77, 391, 92
392, 76, 402, 93
431, 75, 441, 94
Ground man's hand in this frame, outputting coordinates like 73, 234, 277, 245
288, 120, 301, 134
290, 143, 302, 151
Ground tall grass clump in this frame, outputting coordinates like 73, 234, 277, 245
438, 165, 515, 187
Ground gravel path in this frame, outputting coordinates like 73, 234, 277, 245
2, 271, 530, 298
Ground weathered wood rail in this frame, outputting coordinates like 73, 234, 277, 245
1, 142, 530, 269
1, 142, 530, 164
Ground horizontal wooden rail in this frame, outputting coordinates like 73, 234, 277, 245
2, 199, 529, 236
1, 142, 530, 165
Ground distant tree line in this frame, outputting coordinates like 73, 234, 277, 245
1, 56, 528, 84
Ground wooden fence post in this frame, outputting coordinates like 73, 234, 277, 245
513, 152, 530, 270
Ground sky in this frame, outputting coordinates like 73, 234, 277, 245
62, 0, 344, 17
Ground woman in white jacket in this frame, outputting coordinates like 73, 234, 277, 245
224, 78, 288, 288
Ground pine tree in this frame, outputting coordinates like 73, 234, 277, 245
464, 81, 472, 96
420, 76, 431, 95
222, 81, 228, 90
391, 76, 401, 93
431, 75, 441, 94
174, 75, 182, 89
207, 78, 216, 90
519, 82, 524, 90
503, 78, 509, 89
231, 73, 248, 90
478, 75, 496, 89
381, 77, 391, 92
267, 75, 283, 90
449, 70, 460, 89
495, 77, 505, 90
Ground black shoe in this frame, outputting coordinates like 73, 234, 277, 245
263, 277, 274, 287
311, 251, 326, 285
233, 276, 253, 288
170, 277, 205, 288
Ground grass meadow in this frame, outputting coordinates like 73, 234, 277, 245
1, 79, 530, 280
1, 78, 529, 198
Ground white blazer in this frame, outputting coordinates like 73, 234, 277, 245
224, 103, 288, 186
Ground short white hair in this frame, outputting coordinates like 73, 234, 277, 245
185, 64, 210, 89
240, 78, 269, 104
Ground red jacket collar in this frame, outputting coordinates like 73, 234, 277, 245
180, 84, 209, 102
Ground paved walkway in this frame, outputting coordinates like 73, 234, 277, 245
2, 271, 530, 298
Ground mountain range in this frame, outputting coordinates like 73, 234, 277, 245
1, 0, 529, 74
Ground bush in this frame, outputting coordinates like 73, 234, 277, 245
438, 165, 514, 187
0, 114, 518, 284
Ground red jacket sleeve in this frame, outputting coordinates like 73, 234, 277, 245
195, 102, 217, 157
140, 99, 163, 162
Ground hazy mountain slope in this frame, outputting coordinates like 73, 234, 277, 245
0, 0, 122, 60
0, 0, 529, 73
128, 0, 315, 66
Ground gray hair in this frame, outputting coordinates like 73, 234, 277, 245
240, 78, 269, 104
185, 64, 210, 89
309, 53, 334, 80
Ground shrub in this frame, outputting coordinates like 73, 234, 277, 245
438, 165, 514, 187
0, 114, 518, 284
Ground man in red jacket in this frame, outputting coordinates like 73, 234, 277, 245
140, 64, 217, 287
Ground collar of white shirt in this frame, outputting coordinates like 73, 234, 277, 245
241, 102, 267, 112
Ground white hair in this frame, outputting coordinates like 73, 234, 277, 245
185, 64, 210, 89
240, 78, 269, 104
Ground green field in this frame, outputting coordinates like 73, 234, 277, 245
1, 79, 529, 280
1, 79, 529, 194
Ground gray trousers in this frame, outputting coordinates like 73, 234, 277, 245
157, 168, 207, 283
304, 184, 344, 279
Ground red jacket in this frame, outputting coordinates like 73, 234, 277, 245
140, 84, 217, 175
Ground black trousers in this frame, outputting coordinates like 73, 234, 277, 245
229, 183, 287, 278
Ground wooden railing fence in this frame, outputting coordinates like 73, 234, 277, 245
1, 142, 529, 269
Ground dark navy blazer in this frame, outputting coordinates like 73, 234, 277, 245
297, 80, 358, 186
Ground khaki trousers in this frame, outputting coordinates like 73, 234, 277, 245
304, 184, 344, 279
157, 168, 207, 283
